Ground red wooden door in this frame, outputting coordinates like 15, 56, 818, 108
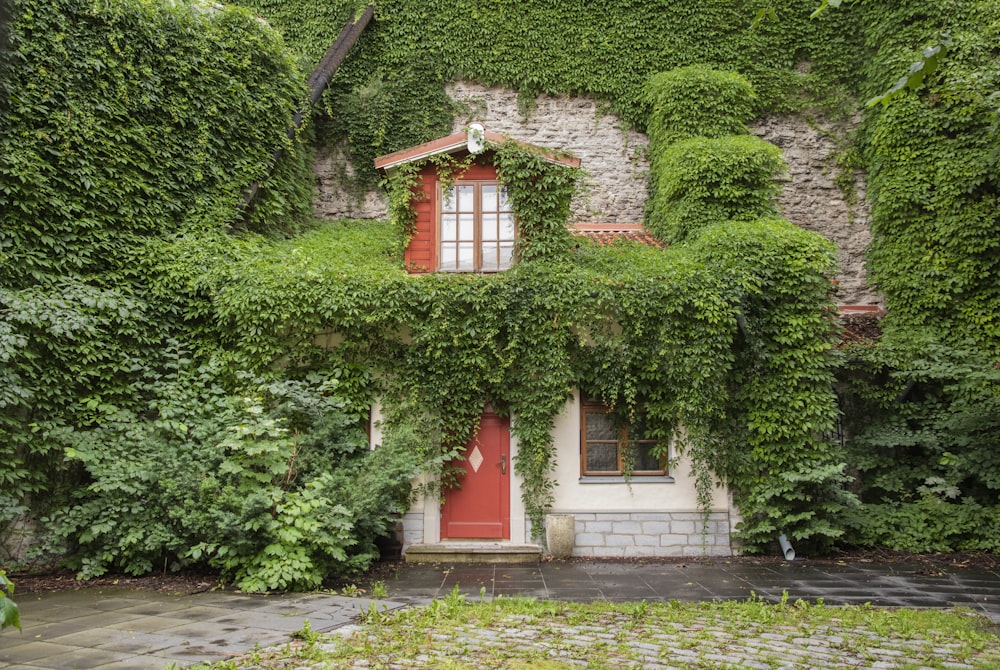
440, 412, 510, 539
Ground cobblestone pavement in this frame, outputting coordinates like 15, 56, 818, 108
315, 605, 1000, 669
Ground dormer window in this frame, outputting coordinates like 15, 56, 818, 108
439, 181, 516, 273
373, 126, 580, 275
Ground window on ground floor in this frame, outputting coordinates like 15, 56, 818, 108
580, 399, 668, 477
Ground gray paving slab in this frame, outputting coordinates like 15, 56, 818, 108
1, 587, 408, 669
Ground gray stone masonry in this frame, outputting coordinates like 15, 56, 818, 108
447, 80, 650, 225
750, 115, 878, 307
572, 511, 732, 558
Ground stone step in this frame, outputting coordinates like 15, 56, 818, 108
403, 542, 542, 564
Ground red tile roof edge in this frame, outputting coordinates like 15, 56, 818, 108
571, 227, 666, 248
571, 222, 646, 232
374, 128, 580, 171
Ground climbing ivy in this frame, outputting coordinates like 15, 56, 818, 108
855, 0, 1000, 351
234, 0, 866, 184
202, 108, 843, 550
5, 0, 995, 572
647, 135, 785, 244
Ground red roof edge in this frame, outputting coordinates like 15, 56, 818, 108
374, 127, 581, 171
569, 222, 665, 248
571, 222, 646, 232
836, 305, 885, 315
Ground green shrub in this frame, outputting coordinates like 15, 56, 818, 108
0, 570, 18, 631
840, 334, 1000, 495
843, 498, 1000, 553
646, 135, 785, 243
39, 353, 418, 591
646, 66, 758, 147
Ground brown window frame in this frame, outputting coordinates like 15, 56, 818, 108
580, 401, 667, 477
438, 180, 516, 273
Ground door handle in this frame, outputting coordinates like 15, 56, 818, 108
500, 454, 507, 475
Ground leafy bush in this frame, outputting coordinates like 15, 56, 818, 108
39, 353, 419, 591
645, 66, 758, 147
0, 0, 315, 548
646, 135, 785, 243
844, 498, 1000, 553
837, 333, 1000, 551
0, 570, 18, 631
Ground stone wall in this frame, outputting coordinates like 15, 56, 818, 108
399, 509, 731, 558
750, 116, 878, 307
312, 83, 879, 305
569, 511, 732, 558
447, 81, 650, 224
312, 144, 389, 221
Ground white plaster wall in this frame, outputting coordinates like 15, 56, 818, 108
547, 392, 729, 515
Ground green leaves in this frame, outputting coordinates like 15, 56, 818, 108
866, 36, 952, 107
862, 2, 1000, 350
39, 355, 402, 590
0, 570, 19, 631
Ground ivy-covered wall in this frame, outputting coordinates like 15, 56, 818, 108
3, 0, 998, 578
857, 0, 1000, 350
302, 0, 863, 185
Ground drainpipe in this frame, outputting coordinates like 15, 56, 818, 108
778, 533, 796, 561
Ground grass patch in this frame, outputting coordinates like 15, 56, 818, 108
199, 591, 1000, 669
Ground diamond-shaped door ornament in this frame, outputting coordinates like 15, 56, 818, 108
468, 446, 484, 473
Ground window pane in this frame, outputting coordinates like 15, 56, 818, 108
482, 243, 499, 271
586, 411, 616, 441
630, 413, 652, 441
459, 213, 475, 241
498, 185, 511, 209
481, 213, 498, 241
440, 244, 457, 270
499, 213, 515, 239
442, 186, 457, 213
441, 214, 457, 240
633, 442, 662, 472
586, 442, 619, 472
457, 184, 474, 211
482, 184, 497, 212
498, 243, 515, 270
457, 242, 475, 271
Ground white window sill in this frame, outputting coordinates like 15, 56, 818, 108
578, 475, 675, 484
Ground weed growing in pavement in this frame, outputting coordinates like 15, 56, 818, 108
370, 580, 388, 599
291, 620, 319, 643
340, 583, 362, 597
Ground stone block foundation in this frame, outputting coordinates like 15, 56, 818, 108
569, 511, 731, 558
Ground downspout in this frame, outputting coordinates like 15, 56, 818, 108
237, 4, 376, 222
778, 533, 796, 561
